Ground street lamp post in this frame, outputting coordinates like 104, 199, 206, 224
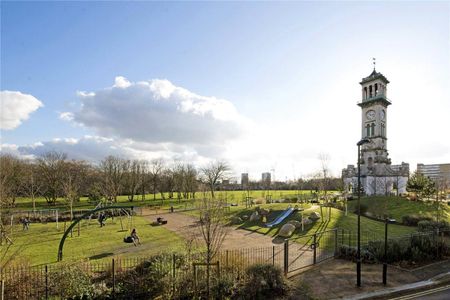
383, 218, 394, 285
356, 138, 371, 287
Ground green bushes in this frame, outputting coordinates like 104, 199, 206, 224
336, 245, 376, 263
402, 214, 432, 226
338, 233, 449, 265
236, 264, 288, 299
418, 220, 450, 232
49, 263, 96, 299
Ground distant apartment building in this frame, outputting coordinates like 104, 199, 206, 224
261, 172, 271, 185
241, 173, 249, 186
417, 163, 450, 183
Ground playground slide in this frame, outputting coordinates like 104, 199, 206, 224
265, 207, 295, 228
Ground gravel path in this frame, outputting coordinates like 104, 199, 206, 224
142, 209, 280, 250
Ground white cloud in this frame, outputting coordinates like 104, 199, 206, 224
59, 112, 74, 121
113, 76, 131, 88
3, 135, 209, 165
0, 90, 43, 130
64, 76, 248, 157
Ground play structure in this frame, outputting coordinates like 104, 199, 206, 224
57, 205, 134, 261
265, 205, 298, 228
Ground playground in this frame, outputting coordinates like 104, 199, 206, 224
1, 191, 431, 267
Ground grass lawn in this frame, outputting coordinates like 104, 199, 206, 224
7, 190, 323, 213
229, 203, 416, 242
347, 196, 450, 222
2, 215, 184, 266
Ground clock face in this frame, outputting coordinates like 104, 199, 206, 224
366, 110, 376, 120
380, 110, 385, 120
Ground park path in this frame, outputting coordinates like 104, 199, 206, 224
141, 209, 279, 250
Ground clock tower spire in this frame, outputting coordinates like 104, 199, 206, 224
342, 65, 409, 196
358, 65, 391, 171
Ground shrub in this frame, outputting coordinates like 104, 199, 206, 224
354, 204, 368, 215
114, 253, 185, 299
402, 214, 432, 226
49, 262, 94, 299
336, 245, 376, 264
418, 220, 450, 232
237, 264, 288, 299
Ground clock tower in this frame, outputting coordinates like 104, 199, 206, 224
342, 64, 409, 196
358, 67, 391, 174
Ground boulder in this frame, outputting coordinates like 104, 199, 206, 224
259, 208, 270, 216
302, 218, 313, 225
278, 224, 296, 237
309, 212, 321, 221
231, 216, 243, 225
249, 211, 260, 222
253, 198, 265, 205
287, 220, 302, 229
241, 214, 249, 220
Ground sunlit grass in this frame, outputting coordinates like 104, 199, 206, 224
2, 216, 184, 266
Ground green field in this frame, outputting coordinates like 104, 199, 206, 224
2, 215, 184, 266
228, 203, 416, 241
4, 193, 443, 267
7, 189, 317, 212
346, 196, 450, 222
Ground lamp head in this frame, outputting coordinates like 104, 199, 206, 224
357, 138, 371, 146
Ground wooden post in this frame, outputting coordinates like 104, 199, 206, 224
45, 265, 48, 300
313, 233, 317, 264
112, 258, 115, 295
283, 240, 289, 276
56, 210, 59, 230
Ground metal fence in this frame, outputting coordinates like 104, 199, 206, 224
2, 229, 448, 299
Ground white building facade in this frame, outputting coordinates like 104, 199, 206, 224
342, 68, 409, 195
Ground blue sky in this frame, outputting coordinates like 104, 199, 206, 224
1, 1, 449, 180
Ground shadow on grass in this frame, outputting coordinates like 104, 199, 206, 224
89, 252, 114, 260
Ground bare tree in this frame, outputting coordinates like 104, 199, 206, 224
99, 156, 125, 202
123, 159, 142, 202
200, 161, 230, 199
62, 160, 89, 219
0, 154, 23, 208
20, 160, 43, 216
149, 159, 164, 201
197, 196, 229, 297
37, 151, 67, 205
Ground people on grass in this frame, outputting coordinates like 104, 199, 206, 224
21, 217, 30, 230
98, 213, 106, 227
130, 228, 141, 246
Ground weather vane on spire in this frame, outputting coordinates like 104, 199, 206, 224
373, 57, 376, 71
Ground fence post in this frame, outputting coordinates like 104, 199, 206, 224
226, 250, 229, 269
283, 240, 289, 276
45, 265, 48, 300
112, 258, 115, 295
334, 229, 338, 256
1, 279, 4, 300
172, 254, 176, 296
313, 233, 317, 264
272, 246, 275, 266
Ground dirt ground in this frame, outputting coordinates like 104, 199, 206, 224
288, 259, 450, 299
142, 210, 281, 249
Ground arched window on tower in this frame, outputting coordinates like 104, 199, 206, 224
366, 124, 370, 137
364, 87, 368, 99
374, 83, 378, 96
371, 123, 375, 136
369, 85, 373, 98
